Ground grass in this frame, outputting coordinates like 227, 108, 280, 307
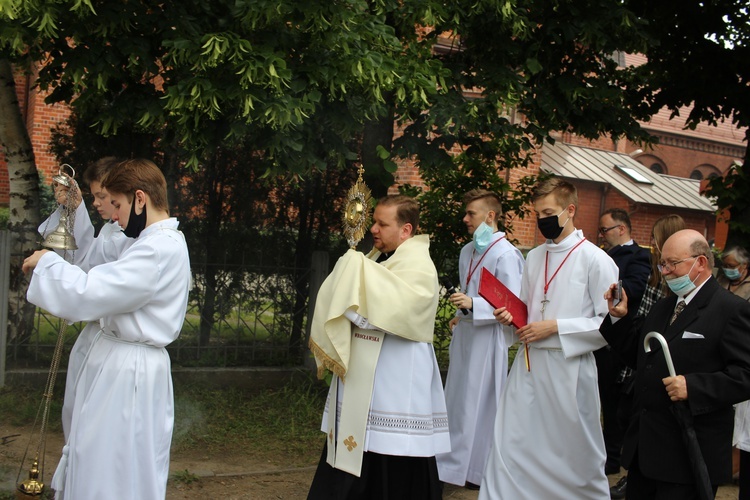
171, 469, 200, 485
0, 384, 63, 432
0, 376, 326, 498
0, 375, 325, 465
171, 376, 328, 467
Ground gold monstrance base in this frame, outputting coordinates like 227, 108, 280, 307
342, 165, 372, 249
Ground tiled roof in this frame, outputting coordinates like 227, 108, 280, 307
541, 141, 717, 212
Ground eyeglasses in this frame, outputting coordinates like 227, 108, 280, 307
657, 255, 699, 274
599, 224, 621, 235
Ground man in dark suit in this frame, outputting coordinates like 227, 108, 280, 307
596, 208, 651, 477
601, 229, 750, 499
598, 208, 652, 313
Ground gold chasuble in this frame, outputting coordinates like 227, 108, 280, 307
308, 234, 439, 476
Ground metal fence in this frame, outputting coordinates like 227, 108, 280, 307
3, 250, 459, 376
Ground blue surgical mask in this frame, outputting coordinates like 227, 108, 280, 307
473, 222, 494, 252
665, 259, 698, 296
723, 267, 742, 281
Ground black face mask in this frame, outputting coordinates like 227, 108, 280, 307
537, 210, 567, 240
123, 194, 147, 238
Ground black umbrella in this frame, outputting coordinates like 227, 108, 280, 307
643, 331, 713, 500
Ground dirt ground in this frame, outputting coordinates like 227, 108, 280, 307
164, 463, 739, 500
1, 424, 739, 499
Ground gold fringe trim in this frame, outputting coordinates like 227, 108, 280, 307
308, 338, 346, 381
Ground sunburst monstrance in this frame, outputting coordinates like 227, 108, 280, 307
342, 165, 372, 249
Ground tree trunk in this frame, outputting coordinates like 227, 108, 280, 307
0, 59, 43, 344
198, 153, 224, 348
287, 176, 315, 362
361, 97, 396, 198
199, 265, 218, 348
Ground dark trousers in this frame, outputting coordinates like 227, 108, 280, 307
626, 455, 718, 500
595, 346, 626, 470
307, 443, 442, 500
740, 449, 750, 500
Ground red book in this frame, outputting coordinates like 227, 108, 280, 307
478, 267, 528, 328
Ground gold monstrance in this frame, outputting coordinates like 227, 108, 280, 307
342, 165, 372, 249
17, 165, 79, 498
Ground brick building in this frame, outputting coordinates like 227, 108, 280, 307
391, 122, 741, 251
391, 53, 745, 251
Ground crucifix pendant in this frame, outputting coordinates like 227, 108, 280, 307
541, 297, 550, 320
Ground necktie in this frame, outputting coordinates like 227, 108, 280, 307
669, 300, 686, 325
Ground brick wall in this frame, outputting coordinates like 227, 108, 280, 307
600, 190, 715, 245
629, 138, 743, 179
392, 155, 421, 193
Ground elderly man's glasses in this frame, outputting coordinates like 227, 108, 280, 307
657, 256, 699, 274
599, 224, 621, 235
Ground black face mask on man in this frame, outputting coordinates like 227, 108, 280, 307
537, 209, 569, 240
123, 192, 147, 238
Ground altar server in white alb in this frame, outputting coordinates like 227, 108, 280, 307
38, 157, 134, 440
484, 177, 618, 499
23, 158, 190, 500
436, 189, 524, 489
307, 195, 450, 499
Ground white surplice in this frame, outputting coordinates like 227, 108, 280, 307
39, 205, 134, 440
323, 334, 451, 457
27, 218, 190, 500
480, 230, 618, 500
437, 232, 524, 486
734, 401, 750, 452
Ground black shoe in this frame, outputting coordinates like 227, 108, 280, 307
465, 482, 480, 491
610, 476, 626, 499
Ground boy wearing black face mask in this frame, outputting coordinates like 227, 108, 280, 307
480, 177, 619, 499
23, 158, 190, 500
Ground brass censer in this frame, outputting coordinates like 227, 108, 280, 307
17, 164, 80, 498
41, 164, 78, 251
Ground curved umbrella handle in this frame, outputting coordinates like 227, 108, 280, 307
643, 331, 676, 377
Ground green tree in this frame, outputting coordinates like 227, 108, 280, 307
7, 0, 746, 352
621, 0, 750, 247
17, 0, 445, 173
393, 0, 654, 266
0, 0, 448, 345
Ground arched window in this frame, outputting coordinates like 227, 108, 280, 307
636, 154, 667, 175
692, 164, 721, 180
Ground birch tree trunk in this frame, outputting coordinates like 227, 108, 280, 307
0, 59, 42, 344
